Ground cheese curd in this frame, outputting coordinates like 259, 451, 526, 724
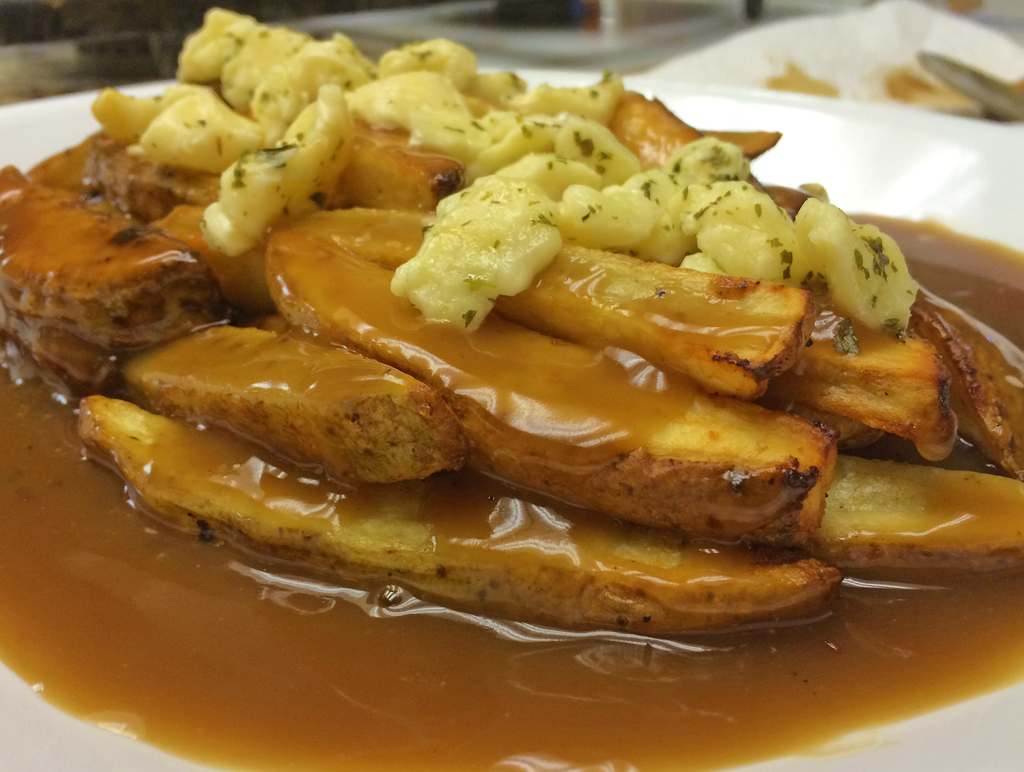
153, 10, 921, 334
507, 75, 625, 125
177, 8, 258, 84
92, 84, 216, 144
92, 89, 162, 144
677, 183, 918, 331
553, 118, 640, 186
494, 153, 601, 200
558, 185, 662, 251
664, 137, 750, 183
795, 199, 919, 331
465, 72, 528, 107
251, 35, 376, 144
679, 181, 805, 286
346, 72, 490, 163
220, 25, 310, 110
378, 39, 478, 91
139, 90, 265, 174
202, 85, 354, 256
467, 114, 565, 181
391, 177, 562, 330
681, 253, 726, 274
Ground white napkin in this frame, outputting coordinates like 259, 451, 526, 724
647, 0, 1024, 102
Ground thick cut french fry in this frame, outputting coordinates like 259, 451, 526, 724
324, 123, 464, 212
910, 292, 1024, 479
298, 209, 815, 399
767, 310, 957, 460
608, 91, 782, 170
0, 167, 226, 391
83, 133, 221, 222
79, 395, 843, 634
154, 204, 275, 314
762, 399, 884, 450
266, 214, 837, 542
498, 246, 813, 399
125, 326, 467, 483
810, 455, 1024, 570
83, 125, 464, 223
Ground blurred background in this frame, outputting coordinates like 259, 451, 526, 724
1, 0, 1022, 106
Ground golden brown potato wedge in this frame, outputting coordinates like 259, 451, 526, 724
83, 133, 221, 222
810, 455, 1024, 570
704, 129, 784, 159
608, 91, 782, 170
762, 399, 884, 450
79, 395, 843, 634
153, 205, 274, 314
125, 325, 467, 483
301, 209, 815, 399
0, 167, 226, 392
497, 246, 813, 399
767, 311, 957, 461
910, 292, 1024, 479
267, 214, 837, 543
83, 124, 465, 223
324, 123, 465, 212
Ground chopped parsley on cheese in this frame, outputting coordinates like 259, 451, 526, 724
139, 89, 265, 174
506, 73, 625, 125
251, 35, 376, 144
464, 72, 528, 107
92, 7, 919, 335
795, 199, 919, 331
494, 154, 601, 200
664, 136, 750, 183
391, 177, 562, 330
378, 39, 478, 91
201, 85, 353, 256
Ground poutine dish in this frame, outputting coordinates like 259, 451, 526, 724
4, 8, 1024, 771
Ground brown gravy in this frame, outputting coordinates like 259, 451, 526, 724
3, 219, 1024, 771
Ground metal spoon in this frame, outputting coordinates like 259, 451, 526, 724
917, 51, 1024, 122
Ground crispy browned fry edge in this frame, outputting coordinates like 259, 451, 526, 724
608, 91, 782, 170
125, 325, 467, 483
910, 292, 1024, 479
324, 124, 465, 212
82, 124, 465, 223
499, 246, 813, 399
266, 216, 837, 542
810, 455, 1024, 570
761, 398, 884, 450
79, 395, 843, 634
0, 167, 227, 391
301, 209, 815, 399
83, 133, 221, 222
767, 314, 957, 460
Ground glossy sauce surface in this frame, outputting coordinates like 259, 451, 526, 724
3, 220, 1024, 772
270, 215, 823, 464
270, 218, 828, 536
818, 457, 1024, 565
84, 399, 836, 633
309, 209, 805, 378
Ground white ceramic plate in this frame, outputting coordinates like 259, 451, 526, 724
2, 75, 1024, 772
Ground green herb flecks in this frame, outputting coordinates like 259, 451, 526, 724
573, 131, 594, 158
832, 318, 860, 356
780, 250, 793, 280
882, 318, 904, 338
